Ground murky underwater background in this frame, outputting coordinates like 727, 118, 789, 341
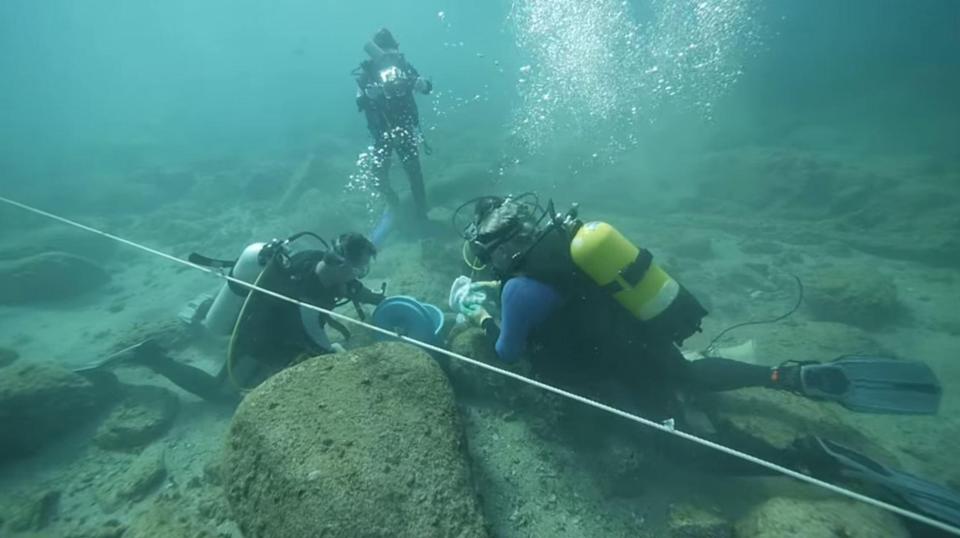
0, 0, 958, 536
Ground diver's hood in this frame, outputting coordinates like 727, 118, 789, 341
365, 41, 401, 63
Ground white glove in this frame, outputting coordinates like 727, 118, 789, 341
330, 343, 346, 354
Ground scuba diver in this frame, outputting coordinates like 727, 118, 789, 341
354, 27, 433, 242
86, 233, 384, 403
451, 193, 959, 529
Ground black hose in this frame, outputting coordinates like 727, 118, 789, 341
702, 274, 804, 354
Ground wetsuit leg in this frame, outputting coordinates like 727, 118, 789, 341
143, 354, 238, 404
652, 345, 772, 393
370, 133, 399, 208
395, 127, 427, 219
685, 357, 774, 392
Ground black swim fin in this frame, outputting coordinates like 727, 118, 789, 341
800, 356, 942, 415
806, 437, 960, 529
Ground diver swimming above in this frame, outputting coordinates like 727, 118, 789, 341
81, 232, 384, 404
450, 193, 957, 528
354, 28, 434, 243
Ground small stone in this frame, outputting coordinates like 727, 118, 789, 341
668, 503, 732, 538
96, 444, 167, 512
94, 384, 179, 451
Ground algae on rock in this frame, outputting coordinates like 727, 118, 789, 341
224, 342, 489, 538
735, 496, 908, 538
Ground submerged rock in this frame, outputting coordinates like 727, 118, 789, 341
93, 384, 180, 451
0, 346, 18, 368
224, 342, 488, 538
124, 491, 220, 538
96, 444, 167, 512
805, 269, 905, 330
734, 320, 885, 367
0, 226, 118, 262
64, 519, 127, 538
0, 362, 113, 461
668, 503, 732, 538
0, 251, 110, 304
3, 489, 61, 533
735, 496, 908, 538
696, 387, 884, 458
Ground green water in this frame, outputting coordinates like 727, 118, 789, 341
0, 1, 958, 537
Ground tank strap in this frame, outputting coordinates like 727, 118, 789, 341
601, 249, 653, 293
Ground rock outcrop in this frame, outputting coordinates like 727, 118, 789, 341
735, 496, 908, 538
0, 252, 110, 304
805, 269, 906, 329
0, 362, 113, 461
224, 342, 488, 538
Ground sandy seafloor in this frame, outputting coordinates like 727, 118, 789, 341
0, 128, 958, 538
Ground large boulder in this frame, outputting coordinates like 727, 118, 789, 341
224, 342, 488, 538
0, 362, 113, 461
805, 268, 906, 330
735, 496, 908, 538
0, 252, 110, 304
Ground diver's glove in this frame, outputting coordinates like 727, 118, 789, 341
465, 305, 493, 327
414, 77, 433, 94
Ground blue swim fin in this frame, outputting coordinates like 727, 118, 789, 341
800, 356, 942, 415
809, 437, 960, 529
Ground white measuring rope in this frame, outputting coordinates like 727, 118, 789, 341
2, 194, 958, 536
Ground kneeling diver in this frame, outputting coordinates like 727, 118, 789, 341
451, 193, 957, 529
88, 232, 384, 403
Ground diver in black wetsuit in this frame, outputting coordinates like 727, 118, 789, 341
354, 28, 433, 225
97, 233, 384, 403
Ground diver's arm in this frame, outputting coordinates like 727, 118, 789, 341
299, 305, 334, 353
470, 277, 562, 363
405, 60, 433, 94
346, 280, 386, 306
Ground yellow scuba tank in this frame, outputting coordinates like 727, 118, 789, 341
570, 221, 706, 343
